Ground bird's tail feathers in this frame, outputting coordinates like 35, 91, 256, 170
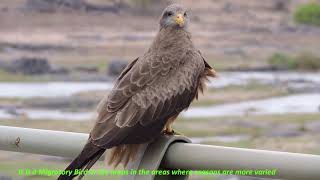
107, 144, 140, 168
58, 142, 105, 180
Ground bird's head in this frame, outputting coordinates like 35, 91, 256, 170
160, 4, 189, 30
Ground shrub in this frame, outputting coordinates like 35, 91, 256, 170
294, 3, 320, 26
268, 52, 320, 70
268, 53, 297, 70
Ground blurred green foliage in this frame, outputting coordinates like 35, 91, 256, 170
268, 53, 297, 70
294, 3, 320, 26
0, 70, 32, 82
268, 52, 320, 70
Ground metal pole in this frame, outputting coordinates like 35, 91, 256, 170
163, 143, 320, 180
0, 125, 320, 180
0, 125, 88, 157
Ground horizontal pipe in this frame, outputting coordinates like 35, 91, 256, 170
163, 143, 320, 180
1, 125, 320, 180
0, 125, 88, 157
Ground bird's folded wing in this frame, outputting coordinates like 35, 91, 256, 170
90, 51, 205, 142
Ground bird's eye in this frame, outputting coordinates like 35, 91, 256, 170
184, 12, 187, 16
166, 11, 173, 16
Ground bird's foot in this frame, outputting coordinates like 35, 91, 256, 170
161, 129, 183, 136
162, 130, 174, 135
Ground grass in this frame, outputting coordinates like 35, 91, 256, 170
73, 82, 289, 108
0, 81, 288, 112
5, 113, 320, 130
0, 161, 65, 179
0, 70, 33, 82
174, 119, 262, 137
2, 113, 320, 137
4, 113, 318, 142
268, 52, 296, 70
96, 61, 109, 73
0, 61, 107, 82
207, 57, 266, 71
0, 70, 63, 82
0, 55, 112, 82
0, 119, 93, 133
1, 114, 320, 144
0, 97, 22, 104
268, 52, 320, 70
294, 3, 320, 26
182, 113, 320, 124
295, 53, 320, 70
193, 83, 289, 107
0, 160, 119, 180
251, 135, 320, 154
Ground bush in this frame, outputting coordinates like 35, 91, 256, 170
268, 52, 320, 70
294, 3, 320, 26
268, 53, 297, 70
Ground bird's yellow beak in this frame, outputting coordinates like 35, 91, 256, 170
175, 14, 184, 27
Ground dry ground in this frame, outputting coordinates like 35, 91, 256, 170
1, 0, 320, 71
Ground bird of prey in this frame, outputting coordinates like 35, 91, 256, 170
58, 4, 216, 180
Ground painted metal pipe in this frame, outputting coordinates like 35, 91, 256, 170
0, 125, 320, 180
0, 125, 88, 157
163, 143, 320, 180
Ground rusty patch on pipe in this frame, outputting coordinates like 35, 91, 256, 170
15, 137, 20, 147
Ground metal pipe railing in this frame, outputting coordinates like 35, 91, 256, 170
0, 125, 88, 157
164, 143, 320, 180
0, 125, 320, 180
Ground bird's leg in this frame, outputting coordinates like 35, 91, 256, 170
162, 123, 174, 135
171, 128, 183, 135
162, 115, 183, 135
162, 123, 183, 135
162, 116, 175, 135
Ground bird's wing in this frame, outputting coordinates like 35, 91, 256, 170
90, 50, 205, 145
199, 50, 217, 75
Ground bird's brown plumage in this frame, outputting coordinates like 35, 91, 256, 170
59, 4, 216, 180
91, 27, 216, 166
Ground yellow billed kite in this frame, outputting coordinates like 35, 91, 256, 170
58, 4, 216, 180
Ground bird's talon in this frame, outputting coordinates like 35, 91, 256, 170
172, 129, 183, 135
162, 130, 174, 135
162, 129, 183, 136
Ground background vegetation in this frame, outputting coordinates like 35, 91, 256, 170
268, 52, 320, 70
294, 2, 320, 26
